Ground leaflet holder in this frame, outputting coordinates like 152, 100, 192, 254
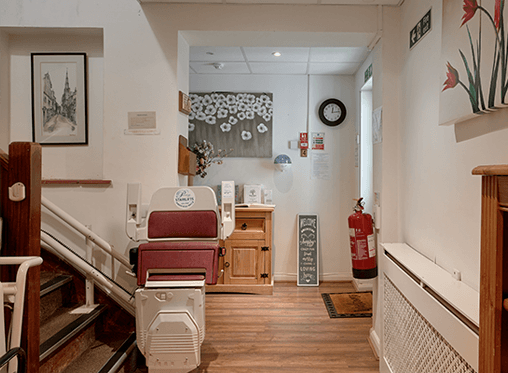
126, 182, 234, 373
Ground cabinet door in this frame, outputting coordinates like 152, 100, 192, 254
224, 239, 265, 285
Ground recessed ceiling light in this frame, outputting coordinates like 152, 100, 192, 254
272, 52, 282, 57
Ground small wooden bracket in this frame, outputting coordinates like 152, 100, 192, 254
179, 91, 192, 115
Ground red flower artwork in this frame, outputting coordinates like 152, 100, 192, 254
495, 0, 504, 30
443, 62, 460, 91
461, 0, 479, 26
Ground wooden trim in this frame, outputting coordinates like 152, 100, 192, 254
473, 165, 508, 176
0, 147, 8, 170
178, 135, 197, 176
42, 179, 112, 186
504, 299, 508, 312
206, 282, 273, 295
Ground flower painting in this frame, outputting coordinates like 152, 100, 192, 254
440, 0, 508, 125
188, 92, 273, 158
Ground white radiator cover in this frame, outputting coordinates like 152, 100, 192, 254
381, 244, 479, 373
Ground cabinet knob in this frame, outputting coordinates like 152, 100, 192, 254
224, 262, 230, 268
241, 223, 248, 230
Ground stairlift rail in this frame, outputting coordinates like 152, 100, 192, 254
41, 232, 135, 316
41, 196, 131, 269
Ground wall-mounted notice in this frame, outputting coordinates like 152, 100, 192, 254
297, 214, 319, 286
311, 132, 324, 150
409, 8, 431, 49
125, 111, 160, 135
311, 153, 330, 180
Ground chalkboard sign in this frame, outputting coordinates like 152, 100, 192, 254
297, 214, 319, 286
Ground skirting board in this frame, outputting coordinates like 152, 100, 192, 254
274, 272, 352, 282
368, 328, 380, 360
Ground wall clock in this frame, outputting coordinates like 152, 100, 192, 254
318, 98, 347, 127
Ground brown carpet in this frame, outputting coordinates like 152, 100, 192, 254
322, 292, 372, 318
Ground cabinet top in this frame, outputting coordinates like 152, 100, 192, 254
235, 206, 274, 212
472, 165, 508, 176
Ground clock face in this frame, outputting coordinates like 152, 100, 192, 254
323, 103, 342, 122
318, 99, 347, 126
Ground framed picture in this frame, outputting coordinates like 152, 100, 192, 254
31, 53, 88, 145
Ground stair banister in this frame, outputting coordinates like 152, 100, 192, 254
40, 233, 135, 316
41, 196, 131, 269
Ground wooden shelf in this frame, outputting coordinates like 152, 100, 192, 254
42, 179, 112, 186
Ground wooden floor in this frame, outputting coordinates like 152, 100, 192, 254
195, 281, 379, 373
134, 282, 379, 373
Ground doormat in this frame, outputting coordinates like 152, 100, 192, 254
321, 292, 372, 318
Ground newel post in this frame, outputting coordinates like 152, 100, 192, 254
4, 142, 42, 373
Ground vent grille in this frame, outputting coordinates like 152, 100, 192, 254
383, 275, 476, 373
149, 333, 199, 354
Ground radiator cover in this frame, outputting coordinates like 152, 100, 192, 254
384, 275, 476, 373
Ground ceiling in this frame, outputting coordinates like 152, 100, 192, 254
141, 0, 401, 4
190, 46, 370, 75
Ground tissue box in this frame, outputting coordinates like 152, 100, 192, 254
243, 184, 262, 204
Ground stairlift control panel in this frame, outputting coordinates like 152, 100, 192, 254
126, 182, 235, 373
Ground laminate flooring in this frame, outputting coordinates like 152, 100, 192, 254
135, 282, 379, 373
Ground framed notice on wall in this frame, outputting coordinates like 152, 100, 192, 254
297, 213, 319, 286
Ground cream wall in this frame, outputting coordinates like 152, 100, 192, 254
0, 30, 9, 152
190, 73, 357, 280
398, 0, 508, 292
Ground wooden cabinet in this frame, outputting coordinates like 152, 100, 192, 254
472, 165, 508, 373
207, 207, 273, 295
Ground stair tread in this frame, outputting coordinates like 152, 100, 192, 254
40, 304, 106, 361
40, 273, 72, 297
59, 331, 132, 373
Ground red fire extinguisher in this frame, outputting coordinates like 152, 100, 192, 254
348, 198, 378, 279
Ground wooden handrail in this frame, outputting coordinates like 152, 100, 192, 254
0, 147, 8, 170
472, 165, 508, 176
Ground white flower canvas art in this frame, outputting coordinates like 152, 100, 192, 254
188, 92, 273, 158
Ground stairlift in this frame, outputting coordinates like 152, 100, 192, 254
126, 182, 235, 373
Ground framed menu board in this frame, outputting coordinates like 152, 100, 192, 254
297, 214, 319, 286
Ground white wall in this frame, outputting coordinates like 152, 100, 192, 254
190, 73, 357, 280
7, 31, 104, 179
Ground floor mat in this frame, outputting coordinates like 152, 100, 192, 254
321, 292, 372, 318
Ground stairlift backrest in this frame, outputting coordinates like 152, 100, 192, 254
145, 186, 220, 242
136, 186, 222, 287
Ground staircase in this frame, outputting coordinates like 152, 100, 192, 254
38, 248, 141, 373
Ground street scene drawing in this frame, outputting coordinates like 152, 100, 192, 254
41, 67, 78, 137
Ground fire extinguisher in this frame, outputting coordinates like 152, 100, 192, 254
348, 198, 378, 279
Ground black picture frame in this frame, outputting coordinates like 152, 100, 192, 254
31, 53, 88, 145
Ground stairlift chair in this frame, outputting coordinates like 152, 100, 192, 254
126, 182, 235, 373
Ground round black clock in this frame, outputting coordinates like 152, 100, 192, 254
318, 98, 347, 126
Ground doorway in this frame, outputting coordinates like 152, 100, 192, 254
360, 77, 373, 214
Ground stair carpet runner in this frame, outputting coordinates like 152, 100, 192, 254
39, 250, 139, 373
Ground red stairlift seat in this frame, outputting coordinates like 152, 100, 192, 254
136, 210, 221, 286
